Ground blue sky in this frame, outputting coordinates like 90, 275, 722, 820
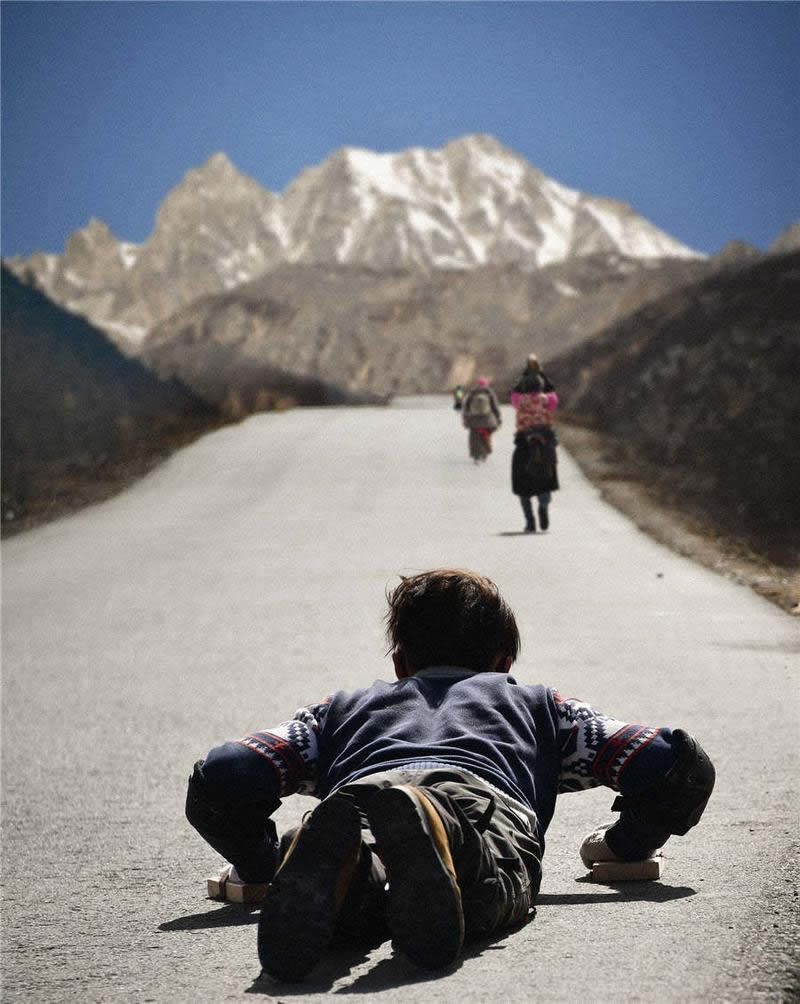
2, 1, 798, 258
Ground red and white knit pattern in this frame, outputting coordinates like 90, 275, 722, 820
553, 692, 659, 793
237, 701, 331, 796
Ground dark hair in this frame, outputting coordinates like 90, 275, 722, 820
385, 569, 520, 672
514, 371, 544, 394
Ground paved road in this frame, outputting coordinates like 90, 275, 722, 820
3, 398, 798, 1002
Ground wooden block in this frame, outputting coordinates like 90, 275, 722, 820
207, 875, 226, 899
223, 879, 270, 904
591, 856, 663, 882
207, 875, 270, 903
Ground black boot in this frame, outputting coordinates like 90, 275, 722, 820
537, 503, 549, 531
257, 796, 362, 982
367, 785, 464, 970
521, 497, 536, 533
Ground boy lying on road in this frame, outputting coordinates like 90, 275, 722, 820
186, 568, 715, 982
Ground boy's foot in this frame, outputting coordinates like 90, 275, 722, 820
367, 785, 464, 970
525, 522, 536, 533
257, 795, 362, 982
538, 505, 549, 531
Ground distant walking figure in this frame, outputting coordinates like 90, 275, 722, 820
511, 355, 559, 531
452, 385, 465, 411
462, 377, 502, 463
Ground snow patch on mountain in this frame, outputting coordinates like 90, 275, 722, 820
64, 270, 87, 289
346, 148, 419, 203
119, 243, 139, 269
7, 133, 707, 345
106, 320, 148, 341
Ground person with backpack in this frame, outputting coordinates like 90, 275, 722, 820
462, 377, 502, 462
511, 357, 559, 532
185, 568, 715, 982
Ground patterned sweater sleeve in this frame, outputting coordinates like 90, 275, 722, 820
237, 699, 331, 798
553, 689, 674, 795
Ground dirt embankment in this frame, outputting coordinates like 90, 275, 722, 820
545, 252, 800, 614
559, 420, 799, 614
1, 266, 224, 537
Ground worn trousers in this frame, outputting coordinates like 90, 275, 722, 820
187, 763, 542, 943
337, 768, 543, 939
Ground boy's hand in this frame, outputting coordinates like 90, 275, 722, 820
579, 825, 624, 868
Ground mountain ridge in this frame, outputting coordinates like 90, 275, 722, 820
139, 253, 713, 406
6, 134, 706, 346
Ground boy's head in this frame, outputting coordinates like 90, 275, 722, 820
385, 569, 520, 675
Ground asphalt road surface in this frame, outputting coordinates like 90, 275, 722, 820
3, 397, 799, 1002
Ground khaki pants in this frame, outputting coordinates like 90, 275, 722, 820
287, 768, 543, 944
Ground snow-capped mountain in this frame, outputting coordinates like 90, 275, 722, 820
281, 134, 701, 270
6, 134, 704, 346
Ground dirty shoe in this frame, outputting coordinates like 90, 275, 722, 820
257, 795, 362, 982
367, 785, 464, 970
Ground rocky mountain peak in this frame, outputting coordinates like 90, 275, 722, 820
181, 151, 248, 188
769, 221, 800, 256
63, 218, 119, 262
205, 150, 237, 173
6, 134, 708, 345
161, 152, 274, 209
57, 217, 134, 291
445, 132, 517, 159
84, 217, 116, 239
712, 239, 762, 267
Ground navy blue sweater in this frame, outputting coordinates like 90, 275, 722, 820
219, 669, 675, 840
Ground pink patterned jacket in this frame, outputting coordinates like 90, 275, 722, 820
511, 390, 559, 430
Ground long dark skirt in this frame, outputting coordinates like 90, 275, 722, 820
511, 427, 559, 496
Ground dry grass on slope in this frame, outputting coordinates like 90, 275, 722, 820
547, 252, 800, 593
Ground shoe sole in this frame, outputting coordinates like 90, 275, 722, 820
257, 796, 361, 982
368, 785, 464, 970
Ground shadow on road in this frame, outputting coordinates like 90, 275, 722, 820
158, 903, 260, 931
538, 879, 697, 906
158, 889, 695, 991
246, 947, 436, 997
496, 531, 547, 537
245, 915, 531, 994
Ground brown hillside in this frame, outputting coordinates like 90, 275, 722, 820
1, 267, 221, 533
547, 252, 800, 567
140, 256, 711, 404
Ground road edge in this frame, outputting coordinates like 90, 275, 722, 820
557, 421, 800, 616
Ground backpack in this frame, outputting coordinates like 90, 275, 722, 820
467, 391, 492, 418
